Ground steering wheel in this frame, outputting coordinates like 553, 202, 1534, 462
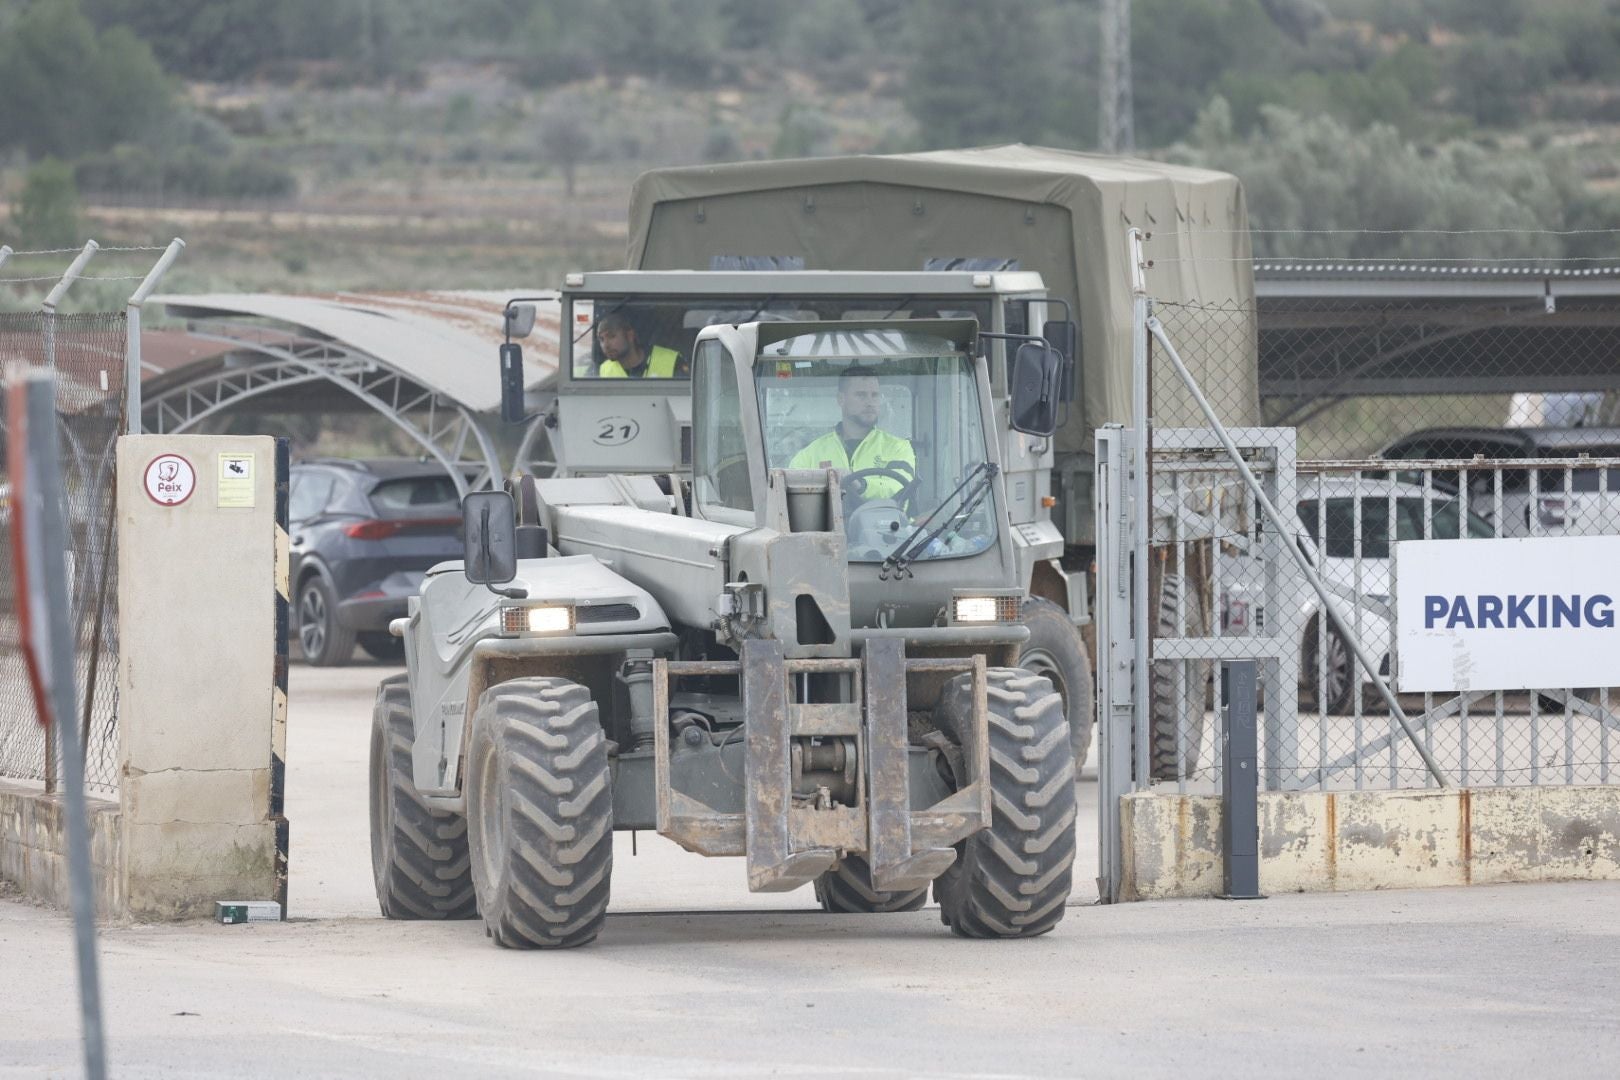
839, 466, 918, 509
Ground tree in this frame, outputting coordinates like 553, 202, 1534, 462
0, 0, 174, 158
901, 0, 1058, 149
539, 112, 591, 197
10, 159, 82, 248
1169, 101, 1608, 262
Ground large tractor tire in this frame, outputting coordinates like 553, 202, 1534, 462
370, 676, 478, 919
1148, 567, 1209, 782
814, 855, 928, 914
1017, 597, 1096, 771
467, 677, 613, 949
931, 668, 1076, 938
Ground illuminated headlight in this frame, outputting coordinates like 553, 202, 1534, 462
502, 605, 575, 634
951, 595, 1020, 624
954, 596, 1000, 623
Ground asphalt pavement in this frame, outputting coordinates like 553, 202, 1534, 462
3, 663, 1618, 1079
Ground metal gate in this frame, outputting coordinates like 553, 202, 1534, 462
1096, 230, 1620, 901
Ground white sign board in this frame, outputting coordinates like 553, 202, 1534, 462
1395, 535, 1620, 692
143, 453, 196, 507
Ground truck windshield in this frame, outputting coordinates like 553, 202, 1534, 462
754, 328, 997, 563
566, 295, 992, 381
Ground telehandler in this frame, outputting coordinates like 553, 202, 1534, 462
370, 316, 1077, 947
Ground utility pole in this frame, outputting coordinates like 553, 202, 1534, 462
1100, 0, 1134, 155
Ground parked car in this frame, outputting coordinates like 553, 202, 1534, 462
1378, 426, 1620, 538
290, 459, 468, 665
1220, 477, 1494, 713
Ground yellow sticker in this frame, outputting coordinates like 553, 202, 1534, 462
218, 452, 255, 508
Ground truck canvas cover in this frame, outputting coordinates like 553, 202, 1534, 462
627, 144, 1259, 450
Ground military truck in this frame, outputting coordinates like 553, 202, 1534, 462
623, 145, 1261, 778
626, 144, 1259, 562
505, 268, 1099, 766
373, 314, 1078, 947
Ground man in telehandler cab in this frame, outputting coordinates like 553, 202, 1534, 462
596, 310, 686, 379
788, 365, 916, 503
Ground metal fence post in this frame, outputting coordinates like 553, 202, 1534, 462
1220, 660, 1263, 899
1128, 229, 1152, 791
10, 372, 108, 1078
124, 238, 185, 433
1095, 424, 1136, 903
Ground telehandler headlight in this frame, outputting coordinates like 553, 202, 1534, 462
951, 594, 1021, 624
502, 604, 575, 634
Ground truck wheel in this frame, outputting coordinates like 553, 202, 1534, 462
814, 855, 927, 914
1149, 570, 1206, 781
931, 668, 1076, 938
298, 574, 356, 666
370, 676, 477, 919
1017, 597, 1096, 771
467, 677, 613, 949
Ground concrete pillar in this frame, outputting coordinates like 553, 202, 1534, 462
117, 434, 287, 919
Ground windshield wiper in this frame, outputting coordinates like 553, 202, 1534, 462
880, 462, 998, 580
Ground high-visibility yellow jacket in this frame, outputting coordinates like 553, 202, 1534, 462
789, 427, 916, 501
599, 345, 681, 379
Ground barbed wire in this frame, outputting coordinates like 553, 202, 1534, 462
0, 274, 149, 284
0, 245, 168, 255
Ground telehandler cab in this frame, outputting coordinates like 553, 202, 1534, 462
370, 316, 1078, 947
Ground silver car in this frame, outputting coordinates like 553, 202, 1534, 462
1221, 477, 1494, 713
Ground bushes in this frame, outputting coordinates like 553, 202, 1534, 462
8, 160, 82, 247
74, 144, 296, 201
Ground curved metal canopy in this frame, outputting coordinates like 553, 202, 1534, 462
147, 290, 561, 491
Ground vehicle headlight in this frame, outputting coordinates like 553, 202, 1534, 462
950, 594, 1021, 624
502, 604, 574, 634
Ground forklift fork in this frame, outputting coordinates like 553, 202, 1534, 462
652, 640, 991, 894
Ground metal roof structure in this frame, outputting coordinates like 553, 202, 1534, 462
150, 290, 560, 490
1250, 264, 1620, 421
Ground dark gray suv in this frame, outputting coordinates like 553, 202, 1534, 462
290, 459, 468, 665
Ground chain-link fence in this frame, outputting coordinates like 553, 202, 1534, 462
0, 311, 127, 797
1136, 292, 1620, 795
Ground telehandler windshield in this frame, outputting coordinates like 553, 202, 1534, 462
755, 328, 997, 563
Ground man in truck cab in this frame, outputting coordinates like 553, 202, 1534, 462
788, 366, 915, 502
596, 311, 686, 378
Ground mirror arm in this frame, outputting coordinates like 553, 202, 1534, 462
488, 584, 528, 599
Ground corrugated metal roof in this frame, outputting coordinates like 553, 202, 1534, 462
153, 289, 561, 413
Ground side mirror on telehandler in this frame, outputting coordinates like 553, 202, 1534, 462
499, 343, 525, 424
1009, 340, 1063, 438
462, 490, 520, 589
1042, 318, 1080, 403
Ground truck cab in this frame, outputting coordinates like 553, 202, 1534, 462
509, 269, 1085, 626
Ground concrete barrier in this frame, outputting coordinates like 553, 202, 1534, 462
0, 784, 122, 913
1120, 785, 1620, 900
118, 434, 287, 919
0, 434, 288, 919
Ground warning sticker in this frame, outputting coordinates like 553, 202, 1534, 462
144, 454, 196, 506
218, 452, 255, 508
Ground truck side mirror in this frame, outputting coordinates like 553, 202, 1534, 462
499, 343, 525, 424
1042, 318, 1080, 403
505, 302, 537, 339
463, 490, 518, 585
1009, 341, 1062, 438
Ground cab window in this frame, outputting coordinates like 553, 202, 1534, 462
693, 340, 753, 517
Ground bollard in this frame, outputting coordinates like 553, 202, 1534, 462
1220, 660, 1264, 900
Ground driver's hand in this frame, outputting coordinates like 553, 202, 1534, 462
851, 476, 868, 494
